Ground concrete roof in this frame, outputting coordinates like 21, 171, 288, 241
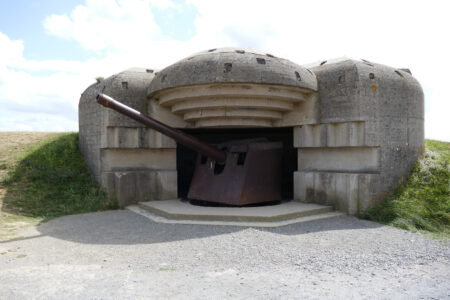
148, 48, 317, 97
308, 57, 422, 90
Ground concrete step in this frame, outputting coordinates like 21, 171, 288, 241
129, 200, 343, 227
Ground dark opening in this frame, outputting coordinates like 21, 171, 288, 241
223, 63, 232, 73
236, 152, 246, 165
176, 127, 296, 200
256, 58, 266, 64
213, 162, 225, 174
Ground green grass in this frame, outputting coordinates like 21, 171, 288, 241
363, 140, 450, 239
1, 133, 117, 233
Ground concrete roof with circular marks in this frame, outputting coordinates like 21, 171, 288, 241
147, 48, 317, 97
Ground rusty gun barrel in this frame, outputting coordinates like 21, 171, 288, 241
96, 93, 226, 164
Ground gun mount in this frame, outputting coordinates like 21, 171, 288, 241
97, 93, 282, 206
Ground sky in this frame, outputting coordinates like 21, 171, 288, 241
0, 0, 448, 141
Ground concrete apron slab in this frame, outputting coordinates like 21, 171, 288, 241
128, 200, 343, 227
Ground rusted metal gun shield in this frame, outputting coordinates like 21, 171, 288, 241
188, 141, 283, 206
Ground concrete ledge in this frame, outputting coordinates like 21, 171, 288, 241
294, 121, 365, 148
128, 205, 342, 227
297, 147, 380, 173
137, 199, 334, 223
101, 148, 176, 171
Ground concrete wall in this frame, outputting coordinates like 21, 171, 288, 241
79, 68, 178, 207
293, 59, 424, 214
79, 81, 108, 183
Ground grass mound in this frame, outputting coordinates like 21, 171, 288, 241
2, 133, 117, 222
363, 140, 450, 239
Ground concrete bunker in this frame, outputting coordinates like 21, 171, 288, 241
79, 48, 424, 215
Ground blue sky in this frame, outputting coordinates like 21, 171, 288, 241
0, 0, 89, 60
0, 0, 448, 140
0, 0, 197, 61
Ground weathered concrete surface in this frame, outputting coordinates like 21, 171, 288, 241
78, 68, 155, 182
147, 48, 318, 128
106, 127, 176, 149
79, 68, 158, 183
129, 205, 343, 227
147, 48, 318, 97
296, 58, 424, 213
297, 147, 380, 173
138, 199, 334, 222
102, 170, 178, 207
294, 121, 366, 148
294, 172, 380, 214
153, 83, 317, 128
0, 210, 448, 299
79, 68, 178, 207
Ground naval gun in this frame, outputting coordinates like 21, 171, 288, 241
96, 93, 282, 206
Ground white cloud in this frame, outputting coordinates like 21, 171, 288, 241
0, 32, 25, 67
186, 0, 450, 141
0, 33, 86, 131
43, 0, 171, 52
0, 0, 449, 141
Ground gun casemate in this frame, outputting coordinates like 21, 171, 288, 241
97, 93, 282, 206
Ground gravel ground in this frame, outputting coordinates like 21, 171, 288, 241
0, 210, 448, 299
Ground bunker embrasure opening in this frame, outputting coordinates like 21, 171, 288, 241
176, 127, 296, 204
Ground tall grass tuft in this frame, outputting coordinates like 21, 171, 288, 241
363, 140, 450, 238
